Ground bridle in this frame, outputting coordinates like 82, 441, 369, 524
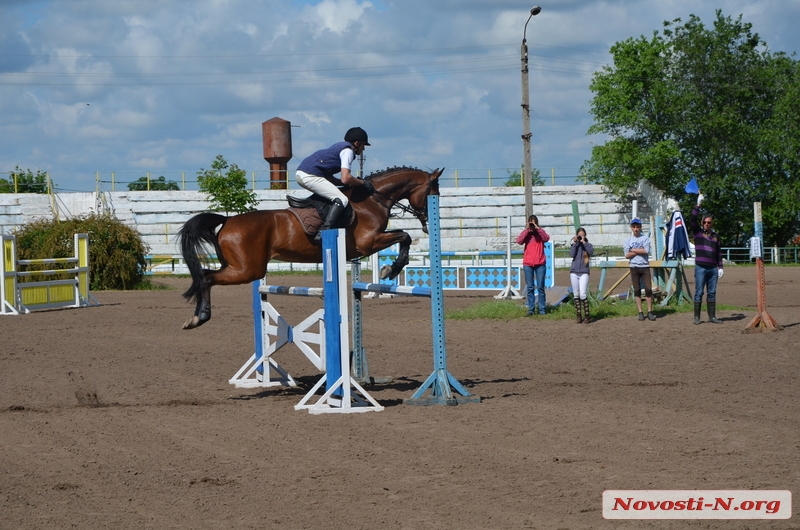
368, 171, 434, 229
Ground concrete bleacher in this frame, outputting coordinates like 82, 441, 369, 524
1, 183, 667, 256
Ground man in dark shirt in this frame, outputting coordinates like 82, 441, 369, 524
689, 193, 723, 324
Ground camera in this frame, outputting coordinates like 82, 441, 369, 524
576, 236, 583, 242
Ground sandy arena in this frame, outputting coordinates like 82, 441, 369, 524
1, 265, 798, 529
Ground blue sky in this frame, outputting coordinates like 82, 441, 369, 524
1, 0, 798, 191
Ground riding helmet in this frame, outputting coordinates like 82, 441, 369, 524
344, 127, 371, 146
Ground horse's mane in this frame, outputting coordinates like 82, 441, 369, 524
366, 166, 425, 180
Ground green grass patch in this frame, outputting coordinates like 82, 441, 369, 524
444, 296, 743, 321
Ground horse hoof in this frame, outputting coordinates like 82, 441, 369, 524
182, 316, 206, 330
379, 265, 393, 280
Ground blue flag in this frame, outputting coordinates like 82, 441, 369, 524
685, 177, 699, 194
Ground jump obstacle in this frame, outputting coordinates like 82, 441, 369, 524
1, 233, 99, 315
229, 228, 382, 413
229, 195, 480, 412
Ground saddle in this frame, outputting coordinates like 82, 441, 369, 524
286, 194, 355, 237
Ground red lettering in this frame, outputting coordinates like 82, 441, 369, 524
696, 497, 704, 510
713, 498, 733, 510
674, 501, 686, 510
766, 501, 780, 514
661, 501, 674, 510
612, 498, 633, 510
633, 500, 647, 510
647, 501, 660, 510
740, 500, 754, 510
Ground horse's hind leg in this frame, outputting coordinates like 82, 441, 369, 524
183, 270, 213, 330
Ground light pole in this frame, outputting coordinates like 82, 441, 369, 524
521, 6, 541, 220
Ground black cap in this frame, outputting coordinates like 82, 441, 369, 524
344, 127, 370, 146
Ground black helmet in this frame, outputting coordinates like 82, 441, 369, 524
344, 126, 370, 146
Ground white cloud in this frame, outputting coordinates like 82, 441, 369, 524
302, 0, 373, 36
300, 112, 332, 126
0, 0, 797, 190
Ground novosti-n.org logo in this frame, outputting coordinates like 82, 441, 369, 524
603, 490, 791, 519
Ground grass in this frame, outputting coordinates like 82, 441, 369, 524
445, 297, 745, 321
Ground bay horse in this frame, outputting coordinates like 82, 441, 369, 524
179, 166, 443, 329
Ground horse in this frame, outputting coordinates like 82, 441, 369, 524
179, 166, 444, 329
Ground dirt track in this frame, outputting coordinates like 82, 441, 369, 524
1, 265, 798, 529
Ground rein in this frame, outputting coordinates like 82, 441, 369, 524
368, 174, 432, 224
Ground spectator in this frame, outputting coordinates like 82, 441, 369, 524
623, 218, 656, 321
516, 215, 550, 316
569, 227, 594, 323
689, 194, 723, 324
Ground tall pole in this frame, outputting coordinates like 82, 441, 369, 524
521, 6, 541, 220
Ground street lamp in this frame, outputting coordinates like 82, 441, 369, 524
521, 6, 541, 219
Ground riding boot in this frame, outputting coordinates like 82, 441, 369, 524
707, 301, 722, 324
574, 298, 583, 323
693, 302, 702, 325
314, 199, 346, 243
582, 298, 591, 324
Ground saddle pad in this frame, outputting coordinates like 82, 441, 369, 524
288, 207, 323, 236
287, 207, 357, 237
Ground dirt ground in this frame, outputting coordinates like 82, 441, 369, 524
1, 265, 798, 529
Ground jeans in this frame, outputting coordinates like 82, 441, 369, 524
524, 264, 546, 313
694, 265, 718, 303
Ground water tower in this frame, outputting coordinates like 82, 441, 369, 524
261, 117, 292, 189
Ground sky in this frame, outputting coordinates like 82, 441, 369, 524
1, 0, 799, 192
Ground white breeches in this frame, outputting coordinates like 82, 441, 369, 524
570, 272, 590, 300
295, 170, 349, 207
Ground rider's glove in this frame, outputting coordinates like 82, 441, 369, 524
362, 180, 374, 194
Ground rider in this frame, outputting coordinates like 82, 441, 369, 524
295, 127, 375, 243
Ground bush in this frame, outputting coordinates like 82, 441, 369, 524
13, 215, 149, 290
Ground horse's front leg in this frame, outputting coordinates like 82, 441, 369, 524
370, 230, 411, 280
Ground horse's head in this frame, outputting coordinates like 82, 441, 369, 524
366, 167, 443, 234
406, 168, 443, 234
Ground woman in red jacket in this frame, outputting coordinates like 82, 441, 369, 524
516, 214, 551, 316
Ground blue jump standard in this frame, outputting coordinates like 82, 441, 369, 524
404, 195, 480, 406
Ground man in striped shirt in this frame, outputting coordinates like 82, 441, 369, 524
690, 194, 723, 324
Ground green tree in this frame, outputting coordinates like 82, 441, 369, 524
581, 11, 800, 246
13, 214, 148, 290
197, 155, 258, 214
504, 167, 543, 187
0, 166, 49, 193
127, 175, 180, 191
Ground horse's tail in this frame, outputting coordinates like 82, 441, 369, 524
178, 212, 228, 303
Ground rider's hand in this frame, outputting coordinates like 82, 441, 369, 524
362, 180, 374, 194
718, 268, 724, 279
697, 193, 704, 206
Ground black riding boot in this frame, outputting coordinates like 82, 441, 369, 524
694, 302, 702, 325
574, 298, 583, 324
707, 301, 722, 324
314, 199, 346, 243
582, 298, 591, 324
